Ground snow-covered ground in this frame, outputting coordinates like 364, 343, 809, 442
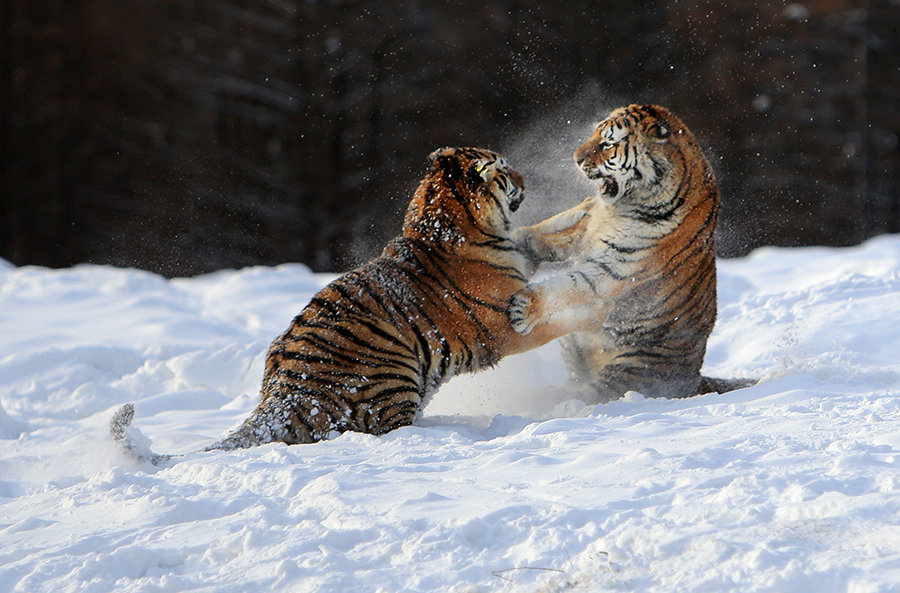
1, 235, 899, 593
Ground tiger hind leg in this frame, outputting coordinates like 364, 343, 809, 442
203, 396, 313, 451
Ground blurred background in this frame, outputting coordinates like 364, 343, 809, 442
1, 0, 898, 276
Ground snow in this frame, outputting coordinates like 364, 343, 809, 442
1, 235, 899, 593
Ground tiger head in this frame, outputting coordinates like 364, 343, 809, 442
403, 147, 526, 243
574, 104, 705, 204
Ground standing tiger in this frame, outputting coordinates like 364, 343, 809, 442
111, 146, 596, 463
509, 104, 753, 402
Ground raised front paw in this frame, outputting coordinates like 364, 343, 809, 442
543, 208, 588, 234
515, 207, 591, 263
510, 226, 541, 264
507, 288, 540, 335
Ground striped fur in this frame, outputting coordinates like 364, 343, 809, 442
112, 147, 599, 462
510, 104, 753, 402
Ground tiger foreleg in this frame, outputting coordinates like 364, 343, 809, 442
513, 197, 593, 262
508, 266, 615, 336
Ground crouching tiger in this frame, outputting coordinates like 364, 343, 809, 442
510, 104, 755, 402
111, 146, 597, 463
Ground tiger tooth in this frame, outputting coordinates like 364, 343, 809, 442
600, 176, 618, 197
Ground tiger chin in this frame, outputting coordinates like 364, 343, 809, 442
510, 104, 756, 403
111, 146, 598, 464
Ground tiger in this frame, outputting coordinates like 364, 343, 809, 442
111, 146, 597, 463
509, 104, 754, 402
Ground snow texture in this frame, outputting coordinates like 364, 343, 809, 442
1, 236, 899, 592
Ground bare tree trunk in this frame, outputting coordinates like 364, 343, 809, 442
0, 0, 12, 257
864, 0, 900, 235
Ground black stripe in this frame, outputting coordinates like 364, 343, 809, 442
613, 348, 675, 361
414, 242, 505, 324
287, 333, 419, 373
572, 270, 598, 292
355, 384, 420, 406
586, 258, 628, 281
271, 379, 352, 415
276, 350, 376, 369
369, 400, 420, 434
599, 237, 650, 254
439, 164, 511, 244
327, 284, 417, 356
302, 321, 411, 360
289, 409, 320, 441
374, 259, 448, 380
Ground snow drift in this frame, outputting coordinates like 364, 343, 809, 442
1, 236, 899, 592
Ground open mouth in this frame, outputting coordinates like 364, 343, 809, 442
508, 189, 524, 212
598, 176, 619, 197
582, 167, 620, 198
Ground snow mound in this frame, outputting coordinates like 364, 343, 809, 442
1, 235, 899, 592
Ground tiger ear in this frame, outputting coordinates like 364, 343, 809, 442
428, 147, 456, 163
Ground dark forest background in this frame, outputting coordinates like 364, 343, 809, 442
2, 0, 898, 276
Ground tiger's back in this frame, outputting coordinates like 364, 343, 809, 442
249, 238, 528, 444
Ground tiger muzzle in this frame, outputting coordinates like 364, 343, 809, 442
508, 169, 525, 211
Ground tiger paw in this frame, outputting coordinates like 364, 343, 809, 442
508, 288, 540, 335
510, 227, 541, 263
542, 208, 588, 234
515, 209, 590, 263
